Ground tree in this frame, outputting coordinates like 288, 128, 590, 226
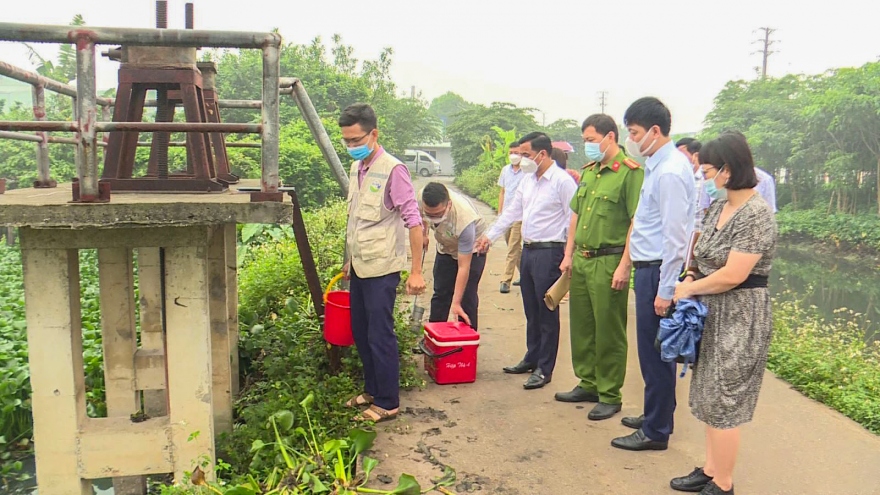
446, 102, 538, 173
428, 92, 476, 136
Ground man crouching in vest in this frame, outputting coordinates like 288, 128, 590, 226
340, 103, 426, 424
419, 182, 489, 330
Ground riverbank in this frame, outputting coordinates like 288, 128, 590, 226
776, 207, 880, 254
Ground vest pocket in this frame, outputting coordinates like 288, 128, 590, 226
356, 227, 389, 261
357, 192, 384, 222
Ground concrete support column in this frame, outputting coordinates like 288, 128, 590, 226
208, 227, 232, 434
98, 248, 146, 495
164, 233, 215, 482
22, 243, 91, 495
137, 247, 168, 417
225, 223, 239, 398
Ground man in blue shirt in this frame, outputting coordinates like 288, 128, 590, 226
611, 97, 695, 452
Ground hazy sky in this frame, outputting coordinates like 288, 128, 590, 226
1, 0, 878, 134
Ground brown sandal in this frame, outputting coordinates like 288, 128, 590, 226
345, 393, 374, 408
354, 405, 398, 423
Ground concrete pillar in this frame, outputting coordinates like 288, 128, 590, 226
225, 223, 240, 397
208, 227, 232, 434
164, 234, 215, 482
22, 245, 91, 495
137, 247, 168, 416
98, 248, 146, 495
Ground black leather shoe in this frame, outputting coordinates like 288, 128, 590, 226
503, 360, 535, 374
671, 467, 713, 492
500, 282, 511, 294
523, 369, 551, 390
610, 428, 668, 451
554, 386, 599, 403
588, 403, 622, 421
699, 481, 733, 495
513, 278, 521, 286
621, 414, 645, 430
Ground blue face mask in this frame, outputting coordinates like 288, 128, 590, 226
705, 176, 727, 200
347, 143, 372, 161
584, 135, 609, 162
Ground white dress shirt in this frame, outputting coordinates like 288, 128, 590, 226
629, 142, 695, 300
486, 162, 577, 243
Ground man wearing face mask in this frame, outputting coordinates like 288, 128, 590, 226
476, 132, 578, 390
611, 97, 695, 452
339, 103, 426, 424
556, 114, 644, 421
497, 140, 525, 294
419, 182, 488, 330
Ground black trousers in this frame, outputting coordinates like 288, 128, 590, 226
520, 245, 564, 377
429, 252, 486, 330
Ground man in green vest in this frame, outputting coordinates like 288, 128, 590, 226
339, 103, 426, 424
555, 114, 645, 421
420, 182, 488, 329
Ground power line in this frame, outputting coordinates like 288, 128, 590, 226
752, 27, 778, 79
597, 90, 608, 113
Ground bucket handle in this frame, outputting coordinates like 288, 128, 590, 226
418, 338, 463, 359
324, 272, 345, 303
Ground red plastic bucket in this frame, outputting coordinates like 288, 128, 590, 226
324, 274, 354, 346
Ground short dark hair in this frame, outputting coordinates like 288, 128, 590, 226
551, 148, 568, 169
422, 182, 449, 207
519, 131, 553, 155
676, 137, 702, 154
624, 97, 672, 136
698, 131, 758, 190
338, 103, 377, 132
581, 114, 618, 141
509, 139, 521, 148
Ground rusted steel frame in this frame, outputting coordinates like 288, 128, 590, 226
0, 131, 42, 142
95, 122, 261, 133
31, 85, 55, 187
261, 45, 280, 193
0, 23, 282, 49
284, 78, 349, 195
0, 60, 113, 106
75, 36, 99, 201
289, 189, 326, 317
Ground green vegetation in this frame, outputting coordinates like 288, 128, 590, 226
454, 127, 517, 210
768, 298, 880, 434
776, 208, 880, 252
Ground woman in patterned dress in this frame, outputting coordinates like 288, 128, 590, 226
669, 131, 777, 495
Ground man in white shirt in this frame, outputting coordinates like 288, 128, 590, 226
497, 140, 525, 294
755, 167, 778, 213
677, 138, 710, 233
477, 132, 578, 390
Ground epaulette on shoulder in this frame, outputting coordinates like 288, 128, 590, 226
623, 158, 640, 170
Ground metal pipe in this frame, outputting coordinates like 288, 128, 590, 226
137, 98, 262, 109
261, 45, 280, 192
75, 36, 99, 200
0, 23, 282, 49
95, 122, 261, 133
289, 78, 349, 194
0, 131, 43, 142
0, 121, 79, 132
0, 60, 113, 106
31, 85, 52, 186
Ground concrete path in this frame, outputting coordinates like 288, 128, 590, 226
370, 177, 880, 495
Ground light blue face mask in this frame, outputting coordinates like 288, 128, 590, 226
347, 143, 372, 161
705, 176, 727, 200
584, 135, 609, 162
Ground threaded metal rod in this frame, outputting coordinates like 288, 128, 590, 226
156, 1, 168, 29
185, 3, 194, 29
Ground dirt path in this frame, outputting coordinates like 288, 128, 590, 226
369, 177, 880, 495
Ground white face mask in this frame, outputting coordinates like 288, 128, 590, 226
520, 156, 539, 173
625, 128, 657, 159
509, 154, 522, 166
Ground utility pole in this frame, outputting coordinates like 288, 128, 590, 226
597, 91, 608, 113
410, 85, 415, 99
752, 27, 777, 79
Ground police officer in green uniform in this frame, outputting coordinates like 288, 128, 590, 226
556, 114, 645, 421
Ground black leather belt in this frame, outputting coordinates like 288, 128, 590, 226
633, 260, 662, 268
523, 241, 565, 250
734, 274, 768, 290
579, 246, 625, 258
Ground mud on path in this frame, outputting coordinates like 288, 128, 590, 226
366, 177, 880, 495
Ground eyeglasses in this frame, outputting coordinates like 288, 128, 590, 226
341, 132, 370, 146
701, 165, 718, 179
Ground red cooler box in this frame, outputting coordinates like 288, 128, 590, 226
420, 322, 480, 385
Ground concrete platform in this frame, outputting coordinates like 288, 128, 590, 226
0, 180, 292, 228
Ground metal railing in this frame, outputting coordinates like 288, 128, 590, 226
0, 22, 283, 201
